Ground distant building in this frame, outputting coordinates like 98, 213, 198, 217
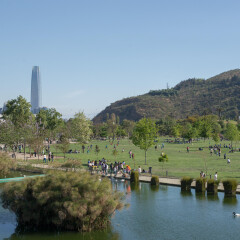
31, 66, 42, 114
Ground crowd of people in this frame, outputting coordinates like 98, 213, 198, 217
88, 158, 133, 176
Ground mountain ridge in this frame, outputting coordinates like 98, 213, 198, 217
93, 69, 240, 123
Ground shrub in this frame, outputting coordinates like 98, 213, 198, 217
222, 179, 238, 197
61, 160, 82, 170
0, 152, 16, 176
130, 171, 139, 183
1, 171, 124, 232
151, 175, 159, 185
207, 179, 220, 194
181, 176, 193, 191
195, 178, 207, 193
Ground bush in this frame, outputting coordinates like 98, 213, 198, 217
181, 176, 193, 191
61, 160, 82, 170
130, 171, 139, 183
0, 152, 16, 176
222, 179, 238, 197
195, 178, 206, 193
151, 175, 159, 185
1, 171, 124, 232
207, 179, 219, 194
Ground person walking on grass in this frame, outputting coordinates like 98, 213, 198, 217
43, 154, 46, 163
187, 146, 189, 153
214, 172, 218, 181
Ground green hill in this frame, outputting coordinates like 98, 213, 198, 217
93, 69, 240, 123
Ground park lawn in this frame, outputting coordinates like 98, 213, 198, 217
21, 138, 240, 181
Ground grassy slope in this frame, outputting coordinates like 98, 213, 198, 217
23, 138, 240, 181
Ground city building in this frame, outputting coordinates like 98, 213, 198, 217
31, 66, 42, 114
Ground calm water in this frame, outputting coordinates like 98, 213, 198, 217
1, 179, 240, 240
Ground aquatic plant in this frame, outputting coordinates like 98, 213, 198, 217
151, 175, 159, 185
207, 179, 219, 194
180, 176, 193, 191
130, 171, 139, 183
1, 171, 124, 232
195, 177, 206, 193
222, 179, 238, 197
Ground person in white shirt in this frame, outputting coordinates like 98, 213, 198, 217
214, 172, 218, 180
138, 166, 141, 173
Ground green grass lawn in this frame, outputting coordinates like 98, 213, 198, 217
22, 138, 240, 181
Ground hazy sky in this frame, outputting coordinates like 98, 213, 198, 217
1, 0, 240, 119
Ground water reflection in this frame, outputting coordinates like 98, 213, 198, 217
150, 185, 159, 192
223, 196, 238, 205
130, 182, 140, 192
5, 230, 120, 240
207, 194, 219, 202
195, 192, 206, 201
180, 190, 193, 197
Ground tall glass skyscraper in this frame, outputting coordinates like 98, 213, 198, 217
31, 66, 42, 114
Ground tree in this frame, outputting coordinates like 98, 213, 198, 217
57, 131, 70, 158
95, 145, 100, 159
3, 95, 32, 128
211, 122, 221, 143
36, 108, 63, 149
122, 119, 135, 138
2, 96, 33, 156
181, 122, 198, 141
158, 153, 168, 174
112, 148, 118, 161
106, 113, 118, 141
132, 118, 157, 164
225, 123, 239, 147
69, 112, 92, 144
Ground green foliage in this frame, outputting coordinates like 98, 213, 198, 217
158, 153, 168, 163
122, 119, 135, 138
130, 171, 139, 183
1, 172, 124, 232
195, 178, 206, 193
69, 112, 92, 144
0, 152, 16, 176
106, 113, 118, 140
225, 123, 239, 145
148, 88, 178, 97
207, 179, 220, 194
180, 176, 193, 191
95, 145, 100, 159
3, 95, 32, 128
112, 149, 118, 159
57, 129, 70, 158
151, 175, 159, 185
222, 179, 238, 196
60, 159, 82, 170
132, 118, 157, 164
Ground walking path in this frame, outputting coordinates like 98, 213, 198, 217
18, 163, 240, 194
114, 174, 240, 193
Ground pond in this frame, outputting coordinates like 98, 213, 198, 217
1, 178, 240, 240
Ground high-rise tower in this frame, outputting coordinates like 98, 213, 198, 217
31, 66, 42, 114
